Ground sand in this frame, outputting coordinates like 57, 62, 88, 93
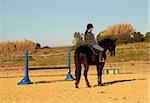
0, 70, 149, 103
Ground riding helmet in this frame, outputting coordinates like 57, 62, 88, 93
87, 23, 94, 30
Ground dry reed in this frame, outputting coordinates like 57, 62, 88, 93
0, 39, 37, 56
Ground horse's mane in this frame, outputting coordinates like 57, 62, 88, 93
98, 38, 114, 47
76, 38, 115, 55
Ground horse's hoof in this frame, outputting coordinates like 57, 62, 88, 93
87, 84, 91, 88
98, 83, 103, 86
75, 85, 79, 88
87, 85, 91, 88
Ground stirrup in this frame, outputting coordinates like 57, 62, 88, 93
99, 58, 105, 62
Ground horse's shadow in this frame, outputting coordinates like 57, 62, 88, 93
33, 78, 146, 86
94, 78, 147, 87
34, 79, 72, 84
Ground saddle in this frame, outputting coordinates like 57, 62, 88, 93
82, 44, 99, 55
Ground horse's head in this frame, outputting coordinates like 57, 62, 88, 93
108, 39, 116, 56
98, 38, 117, 56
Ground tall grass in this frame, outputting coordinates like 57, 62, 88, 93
99, 23, 135, 36
0, 39, 37, 56
0, 41, 149, 68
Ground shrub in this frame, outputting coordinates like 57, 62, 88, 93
73, 32, 84, 48
144, 32, 150, 42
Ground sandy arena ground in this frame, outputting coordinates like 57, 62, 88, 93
0, 68, 149, 103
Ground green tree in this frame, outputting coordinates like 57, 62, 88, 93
73, 32, 84, 47
144, 32, 150, 42
131, 32, 144, 43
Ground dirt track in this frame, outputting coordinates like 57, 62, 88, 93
0, 71, 149, 103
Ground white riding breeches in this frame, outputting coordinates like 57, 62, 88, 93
93, 44, 104, 51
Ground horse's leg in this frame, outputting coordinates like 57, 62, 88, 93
96, 63, 103, 86
83, 64, 91, 87
75, 63, 82, 88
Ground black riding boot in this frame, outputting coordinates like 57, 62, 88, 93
99, 52, 104, 62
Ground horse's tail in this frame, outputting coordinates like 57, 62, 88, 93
74, 48, 81, 81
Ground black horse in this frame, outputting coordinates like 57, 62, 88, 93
74, 38, 116, 88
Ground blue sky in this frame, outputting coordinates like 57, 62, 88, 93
0, 0, 149, 46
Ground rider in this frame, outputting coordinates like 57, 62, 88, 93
84, 23, 104, 62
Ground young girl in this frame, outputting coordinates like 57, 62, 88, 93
84, 23, 104, 62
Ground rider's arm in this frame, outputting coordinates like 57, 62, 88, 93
85, 32, 96, 46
